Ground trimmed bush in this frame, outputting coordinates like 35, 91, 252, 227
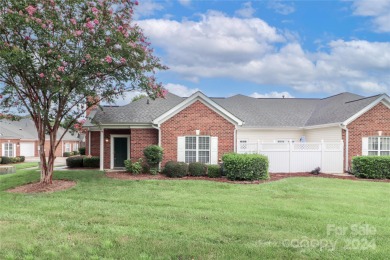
188, 162, 207, 176
19, 156, 25, 162
63, 152, 72, 157
163, 161, 188, 178
83, 156, 100, 168
143, 145, 163, 167
0, 157, 2, 164
66, 156, 84, 168
73, 150, 80, 155
79, 147, 86, 155
352, 156, 390, 179
124, 159, 143, 175
207, 164, 222, 178
10, 157, 20, 163
1, 157, 12, 164
222, 153, 269, 181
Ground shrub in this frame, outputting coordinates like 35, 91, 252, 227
142, 162, 150, 174
73, 150, 80, 155
311, 167, 321, 175
10, 157, 20, 163
124, 159, 143, 175
19, 156, 25, 162
1, 157, 12, 164
352, 156, 390, 179
150, 168, 158, 175
143, 145, 163, 167
63, 152, 71, 157
222, 153, 269, 181
83, 156, 100, 168
163, 161, 188, 178
188, 162, 207, 176
0, 157, 2, 164
207, 164, 222, 178
66, 156, 84, 168
79, 147, 86, 155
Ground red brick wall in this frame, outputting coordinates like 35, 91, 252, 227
343, 102, 390, 170
88, 131, 101, 156
160, 100, 235, 165
130, 129, 158, 160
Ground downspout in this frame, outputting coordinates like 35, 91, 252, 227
152, 124, 161, 147
340, 123, 349, 172
88, 131, 91, 156
234, 126, 237, 152
152, 124, 161, 170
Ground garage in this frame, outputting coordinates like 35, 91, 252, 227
20, 142, 35, 157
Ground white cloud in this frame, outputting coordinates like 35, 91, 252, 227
250, 91, 294, 98
351, 0, 390, 32
165, 83, 199, 97
133, 0, 164, 18
268, 0, 295, 15
235, 2, 256, 18
139, 12, 390, 95
178, 0, 191, 7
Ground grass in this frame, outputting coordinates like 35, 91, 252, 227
14, 162, 39, 170
0, 170, 389, 259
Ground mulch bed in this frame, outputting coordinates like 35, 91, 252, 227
7, 180, 77, 194
106, 172, 390, 184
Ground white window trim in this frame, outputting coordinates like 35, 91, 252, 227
368, 136, 390, 156
65, 143, 71, 152
73, 142, 79, 152
110, 134, 130, 169
2, 142, 15, 157
185, 136, 210, 164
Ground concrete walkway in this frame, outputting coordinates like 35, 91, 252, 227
25, 157, 67, 166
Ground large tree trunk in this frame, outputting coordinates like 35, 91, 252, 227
38, 122, 57, 185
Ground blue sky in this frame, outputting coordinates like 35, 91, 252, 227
119, 0, 390, 102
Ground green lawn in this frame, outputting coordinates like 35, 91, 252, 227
14, 162, 39, 170
0, 169, 389, 259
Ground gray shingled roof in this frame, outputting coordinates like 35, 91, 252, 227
89, 92, 184, 125
86, 92, 384, 128
0, 118, 80, 141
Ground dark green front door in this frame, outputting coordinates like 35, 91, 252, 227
114, 137, 128, 167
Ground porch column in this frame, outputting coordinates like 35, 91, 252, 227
100, 129, 104, 170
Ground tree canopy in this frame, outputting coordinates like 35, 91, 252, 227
0, 0, 167, 183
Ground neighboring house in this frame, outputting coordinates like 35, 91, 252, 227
0, 118, 81, 157
84, 92, 390, 172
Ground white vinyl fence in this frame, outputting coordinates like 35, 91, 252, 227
237, 141, 344, 173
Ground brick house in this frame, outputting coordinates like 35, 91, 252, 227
84, 91, 390, 172
0, 118, 81, 157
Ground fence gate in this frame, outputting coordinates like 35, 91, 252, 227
237, 141, 344, 173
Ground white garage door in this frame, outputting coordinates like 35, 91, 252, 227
20, 142, 35, 157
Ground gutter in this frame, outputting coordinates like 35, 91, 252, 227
340, 123, 349, 172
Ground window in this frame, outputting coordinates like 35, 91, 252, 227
65, 143, 71, 152
368, 137, 390, 156
3, 143, 14, 157
73, 143, 79, 151
185, 136, 210, 163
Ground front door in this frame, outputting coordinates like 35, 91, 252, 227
114, 137, 128, 168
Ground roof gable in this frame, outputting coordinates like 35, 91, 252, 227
152, 91, 243, 126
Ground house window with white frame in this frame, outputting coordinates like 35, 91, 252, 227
368, 137, 390, 155
185, 136, 210, 163
65, 143, 71, 152
3, 143, 14, 157
73, 142, 79, 152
